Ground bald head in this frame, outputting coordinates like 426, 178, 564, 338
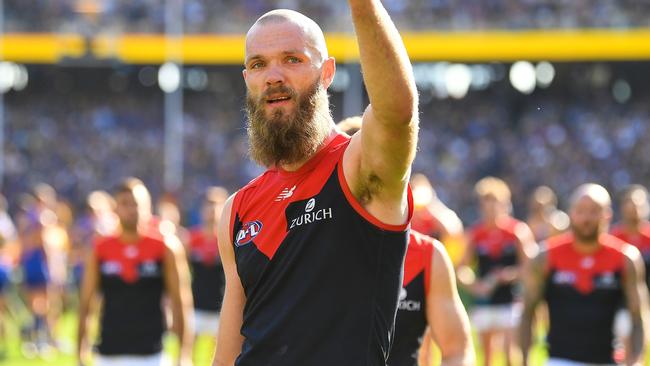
246, 9, 329, 64
570, 183, 611, 210
569, 183, 612, 243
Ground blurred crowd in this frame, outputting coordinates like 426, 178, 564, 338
4, 65, 649, 224
4, 0, 650, 33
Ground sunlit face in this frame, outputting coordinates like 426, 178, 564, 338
479, 194, 507, 221
570, 195, 610, 242
242, 20, 335, 167
115, 191, 140, 232
244, 21, 331, 122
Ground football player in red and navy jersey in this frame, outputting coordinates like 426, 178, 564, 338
188, 187, 228, 341
458, 177, 537, 366
214, 2, 418, 365
610, 184, 650, 361
520, 183, 649, 366
77, 178, 194, 366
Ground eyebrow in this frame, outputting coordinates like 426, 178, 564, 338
245, 50, 307, 65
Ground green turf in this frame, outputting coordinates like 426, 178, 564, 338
1, 311, 648, 366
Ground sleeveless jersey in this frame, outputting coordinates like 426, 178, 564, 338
544, 233, 626, 364
95, 235, 166, 355
468, 217, 521, 304
388, 231, 434, 366
611, 222, 650, 286
231, 134, 413, 366
188, 228, 224, 312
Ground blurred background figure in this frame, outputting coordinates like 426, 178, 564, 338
526, 186, 569, 243
0, 194, 18, 360
77, 178, 193, 366
458, 177, 537, 366
15, 192, 55, 357
70, 190, 118, 291
411, 173, 466, 265
610, 184, 650, 362
187, 187, 227, 361
520, 183, 649, 366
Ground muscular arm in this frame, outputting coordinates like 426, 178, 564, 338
213, 196, 246, 366
162, 235, 194, 365
518, 250, 547, 366
426, 242, 475, 366
344, 0, 418, 224
77, 248, 99, 365
622, 245, 649, 366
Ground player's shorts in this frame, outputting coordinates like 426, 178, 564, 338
95, 352, 170, 366
0, 263, 10, 293
613, 308, 632, 339
194, 309, 220, 336
21, 249, 49, 289
546, 357, 616, 366
470, 303, 521, 332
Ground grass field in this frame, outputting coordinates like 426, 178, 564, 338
0, 311, 646, 366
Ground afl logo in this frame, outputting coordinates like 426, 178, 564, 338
235, 221, 263, 247
305, 198, 316, 213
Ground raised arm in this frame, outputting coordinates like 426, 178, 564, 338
162, 235, 194, 366
213, 196, 246, 366
518, 250, 547, 366
344, 0, 418, 224
426, 242, 475, 366
622, 245, 649, 366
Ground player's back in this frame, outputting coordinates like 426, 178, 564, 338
231, 135, 412, 366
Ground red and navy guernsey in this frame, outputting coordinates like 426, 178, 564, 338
95, 234, 166, 356
387, 231, 435, 366
230, 134, 413, 366
188, 228, 224, 312
468, 217, 522, 305
544, 233, 626, 364
611, 223, 650, 287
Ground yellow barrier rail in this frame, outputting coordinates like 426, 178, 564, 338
1, 29, 650, 64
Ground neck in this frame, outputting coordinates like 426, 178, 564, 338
573, 235, 601, 254
623, 220, 641, 233
119, 228, 140, 244
277, 128, 337, 172
202, 223, 216, 237
485, 213, 508, 228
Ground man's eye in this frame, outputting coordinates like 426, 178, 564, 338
287, 57, 301, 63
250, 62, 264, 69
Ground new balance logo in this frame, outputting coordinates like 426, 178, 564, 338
275, 185, 296, 201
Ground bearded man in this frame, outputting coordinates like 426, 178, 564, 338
519, 184, 649, 366
212, 2, 418, 365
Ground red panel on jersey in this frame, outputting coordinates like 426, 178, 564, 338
546, 232, 626, 294
189, 228, 219, 265
402, 231, 435, 296
232, 134, 348, 259
95, 235, 166, 283
469, 216, 520, 258
611, 222, 650, 254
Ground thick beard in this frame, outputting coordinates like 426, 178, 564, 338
245, 79, 332, 168
571, 223, 600, 243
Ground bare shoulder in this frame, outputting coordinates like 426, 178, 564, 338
431, 240, 453, 272
163, 234, 185, 257
621, 243, 644, 271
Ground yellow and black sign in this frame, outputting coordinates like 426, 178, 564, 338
1, 29, 650, 64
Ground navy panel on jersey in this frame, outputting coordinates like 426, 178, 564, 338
231, 135, 412, 366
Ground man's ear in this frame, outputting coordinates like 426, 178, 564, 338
321, 57, 336, 89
